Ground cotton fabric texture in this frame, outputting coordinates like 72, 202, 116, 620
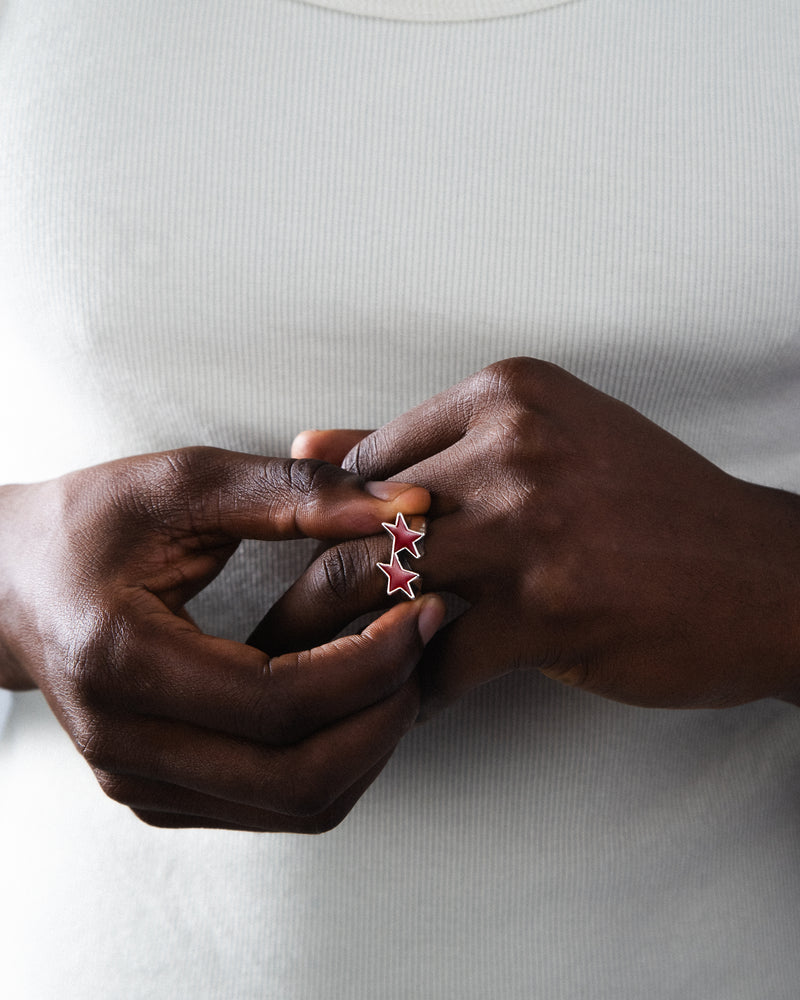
293, 0, 578, 21
1, 0, 799, 997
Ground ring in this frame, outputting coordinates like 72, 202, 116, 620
377, 512, 425, 599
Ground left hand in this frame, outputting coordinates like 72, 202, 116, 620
251, 358, 800, 717
0, 447, 437, 830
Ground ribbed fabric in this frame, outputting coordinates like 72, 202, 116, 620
1, 1, 799, 998
2, 0, 798, 489
290, 0, 579, 23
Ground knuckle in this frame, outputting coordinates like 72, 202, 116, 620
477, 357, 557, 408
128, 449, 200, 510
149, 447, 219, 524
268, 458, 337, 499
157, 447, 196, 484
315, 539, 375, 605
95, 769, 139, 806
263, 459, 343, 532
131, 446, 231, 531
343, 436, 377, 478
286, 458, 333, 495
158, 446, 217, 485
320, 545, 350, 602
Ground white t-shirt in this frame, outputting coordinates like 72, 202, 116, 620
295, 0, 577, 20
1, 1, 799, 997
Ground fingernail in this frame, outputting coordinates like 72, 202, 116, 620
417, 595, 445, 645
365, 480, 416, 502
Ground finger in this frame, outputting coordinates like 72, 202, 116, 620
131, 811, 268, 832
339, 374, 483, 480
250, 550, 450, 658
414, 603, 521, 721
291, 429, 373, 465
253, 503, 482, 658
342, 358, 558, 481
89, 677, 420, 819
120, 447, 431, 541
125, 755, 394, 833
379, 430, 497, 518
249, 533, 393, 655
97, 594, 445, 743
252, 428, 508, 658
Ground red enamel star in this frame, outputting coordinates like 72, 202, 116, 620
381, 511, 425, 560
377, 554, 420, 599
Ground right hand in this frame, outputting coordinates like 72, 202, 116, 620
0, 447, 443, 831
264, 359, 800, 717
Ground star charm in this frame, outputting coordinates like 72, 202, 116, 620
382, 511, 425, 560
377, 554, 420, 599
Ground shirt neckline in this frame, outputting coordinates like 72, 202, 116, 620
288, 0, 579, 22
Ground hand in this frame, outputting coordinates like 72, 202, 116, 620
0, 446, 444, 831
256, 358, 800, 716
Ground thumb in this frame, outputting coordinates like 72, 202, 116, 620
291, 429, 373, 466
144, 446, 429, 542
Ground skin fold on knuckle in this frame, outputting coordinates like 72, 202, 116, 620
134, 447, 254, 537
342, 435, 382, 479
286, 458, 334, 497
117, 448, 215, 530
476, 357, 559, 414
264, 458, 342, 534
316, 538, 377, 606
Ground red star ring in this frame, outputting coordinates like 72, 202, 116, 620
377, 512, 425, 599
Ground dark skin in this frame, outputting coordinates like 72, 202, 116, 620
254, 357, 800, 718
5, 360, 798, 832
0, 445, 445, 831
